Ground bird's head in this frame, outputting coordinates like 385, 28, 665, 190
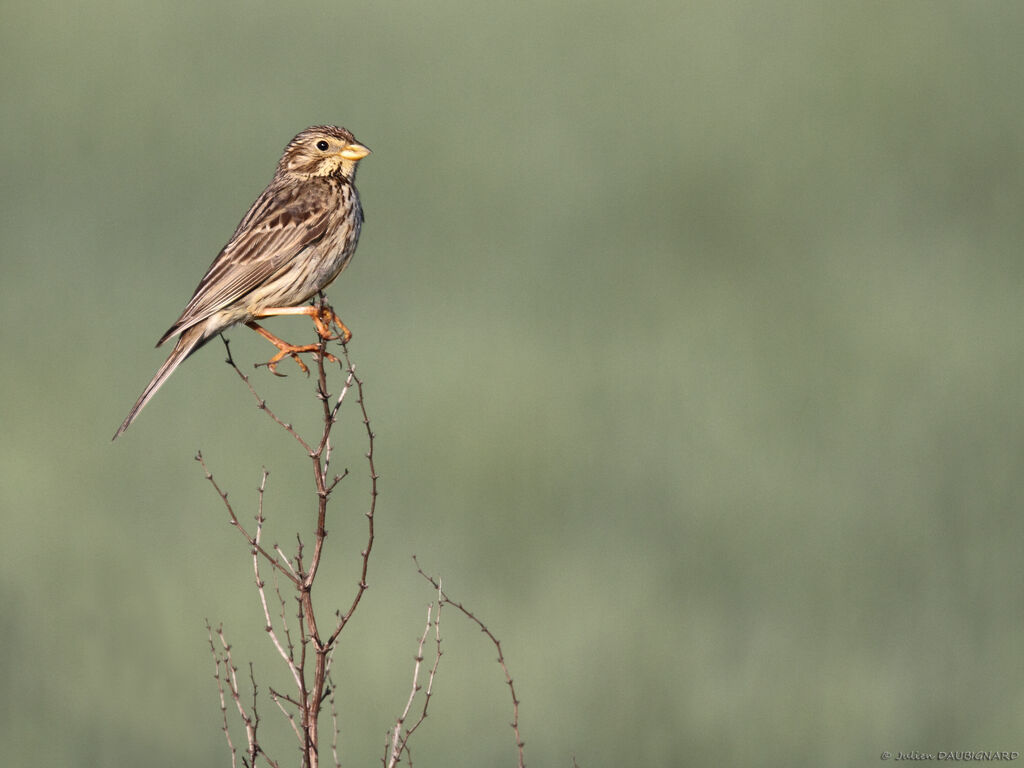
279, 125, 371, 180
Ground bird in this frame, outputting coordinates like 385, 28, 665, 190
112, 125, 371, 440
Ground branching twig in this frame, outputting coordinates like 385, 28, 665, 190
220, 335, 314, 454
206, 622, 282, 768
195, 452, 298, 586
385, 601, 443, 768
199, 300, 531, 768
201, 300, 377, 768
207, 621, 238, 768
253, 477, 304, 691
331, 346, 378, 641
414, 556, 526, 768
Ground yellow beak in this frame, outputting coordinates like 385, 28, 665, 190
340, 142, 371, 161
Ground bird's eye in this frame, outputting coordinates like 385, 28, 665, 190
316, 140, 330, 151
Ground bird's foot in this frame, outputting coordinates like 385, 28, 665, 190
246, 322, 338, 376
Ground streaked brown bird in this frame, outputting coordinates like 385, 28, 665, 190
113, 125, 370, 440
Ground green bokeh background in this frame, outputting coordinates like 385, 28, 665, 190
3, 1, 1023, 765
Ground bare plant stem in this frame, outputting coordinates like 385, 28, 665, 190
199, 300, 376, 768
197, 300, 529, 768
414, 557, 527, 768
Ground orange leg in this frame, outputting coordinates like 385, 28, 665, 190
252, 304, 352, 343
245, 321, 338, 376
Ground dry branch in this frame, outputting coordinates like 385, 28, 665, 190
199, 300, 376, 768
196, 298, 531, 767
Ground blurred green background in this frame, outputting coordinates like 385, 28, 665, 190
3, 1, 1023, 765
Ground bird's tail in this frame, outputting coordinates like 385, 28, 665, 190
112, 325, 207, 440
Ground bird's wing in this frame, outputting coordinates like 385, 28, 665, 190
158, 182, 334, 345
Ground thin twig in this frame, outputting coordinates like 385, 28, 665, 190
414, 556, 526, 768
270, 687, 305, 744
331, 353, 378, 642
253, 478, 303, 691
273, 544, 299, 580
274, 570, 296, 663
196, 452, 299, 586
220, 335, 314, 455
207, 621, 238, 768
386, 602, 443, 768
328, 672, 341, 768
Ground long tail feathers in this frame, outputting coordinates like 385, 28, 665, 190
112, 325, 207, 440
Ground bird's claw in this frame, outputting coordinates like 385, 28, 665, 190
312, 305, 352, 344
256, 346, 316, 376
256, 345, 339, 377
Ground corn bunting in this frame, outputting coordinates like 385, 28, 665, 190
113, 125, 370, 440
